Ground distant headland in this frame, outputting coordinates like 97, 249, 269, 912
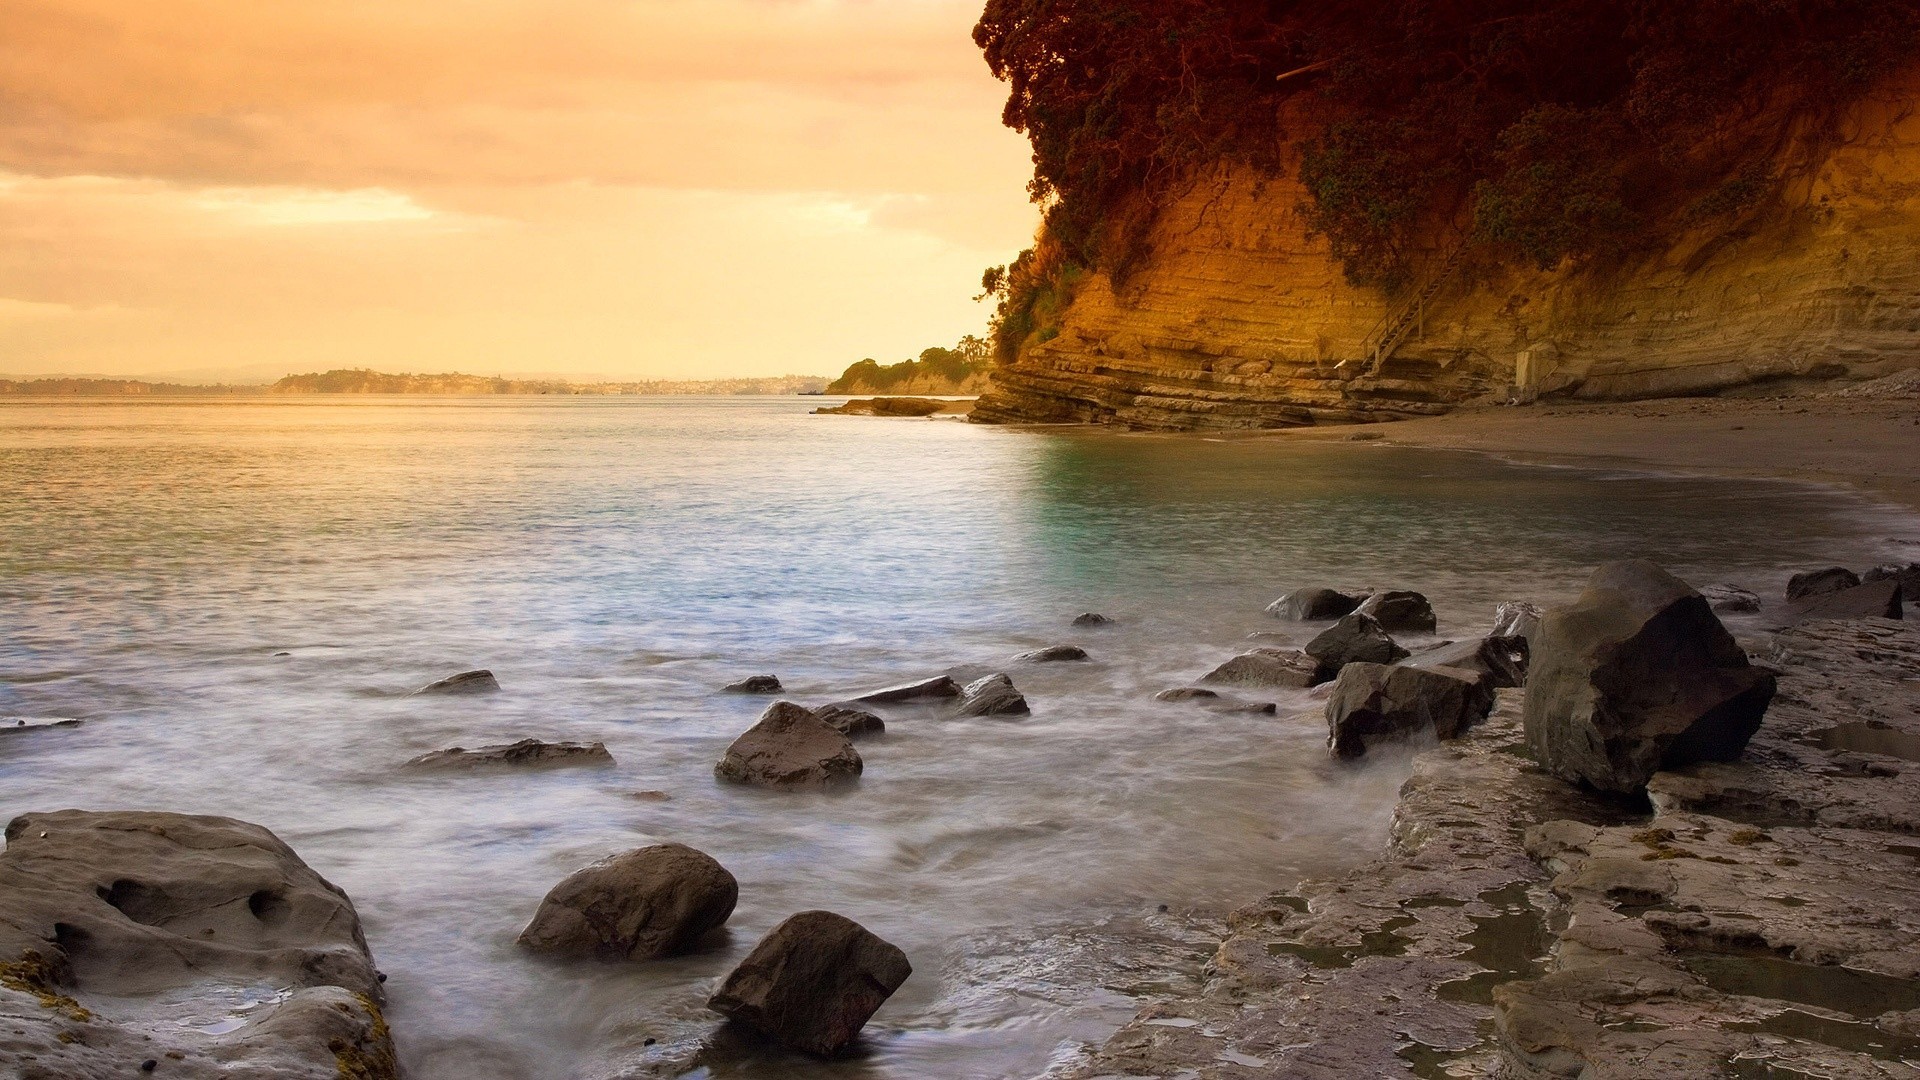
0, 369, 832, 397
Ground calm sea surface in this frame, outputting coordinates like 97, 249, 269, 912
1, 397, 1913, 1079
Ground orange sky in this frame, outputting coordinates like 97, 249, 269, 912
0, 0, 1038, 380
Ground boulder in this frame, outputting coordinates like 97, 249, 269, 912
1325, 663, 1494, 758
1154, 687, 1276, 714
517, 844, 737, 961
404, 738, 613, 771
411, 669, 498, 696
722, 675, 783, 694
715, 702, 862, 788
1304, 613, 1409, 675
1785, 566, 1859, 600
1523, 560, 1777, 793
707, 910, 911, 1055
0, 810, 395, 1079
1355, 590, 1437, 634
1491, 601, 1544, 644
1266, 588, 1361, 621
1199, 648, 1323, 689
1014, 645, 1089, 663
848, 676, 960, 705
1782, 577, 1903, 624
1071, 612, 1114, 627
1697, 583, 1762, 614
1405, 635, 1529, 689
954, 674, 1029, 717
1154, 688, 1220, 702
812, 703, 885, 739
1862, 561, 1920, 602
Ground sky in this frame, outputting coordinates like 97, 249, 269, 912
0, 0, 1038, 381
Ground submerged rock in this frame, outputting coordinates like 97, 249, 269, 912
1325, 662, 1493, 757
404, 738, 613, 771
1697, 582, 1762, 613
1155, 687, 1276, 714
954, 673, 1030, 717
1782, 577, 1904, 624
1405, 635, 1529, 689
1356, 590, 1437, 634
1015, 645, 1089, 663
1266, 587, 1361, 621
812, 703, 886, 739
715, 702, 862, 788
1786, 566, 1860, 600
518, 843, 737, 961
0, 810, 394, 1079
848, 676, 961, 705
707, 910, 912, 1056
411, 669, 499, 696
722, 675, 783, 694
1071, 612, 1114, 627
1304, 613, 1409, 675
1200, 648, 1323, 689
1524, 560, 1776, 794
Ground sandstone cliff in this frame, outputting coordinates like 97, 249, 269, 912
975, 72, 1920, 430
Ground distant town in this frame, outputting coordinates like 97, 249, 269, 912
0, 369, 832, 397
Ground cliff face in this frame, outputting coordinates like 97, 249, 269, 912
974, 73, 1920, 429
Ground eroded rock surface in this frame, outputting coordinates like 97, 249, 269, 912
714, 702, 862, 788
1405, 635, 1529, 689
1200, 648, 1322, 689
1325, 662, 1493, 758
707, 910, 911, 1056
518, 843, 737, 961
0, 810, 395, 1079
954, 673, 1030, 718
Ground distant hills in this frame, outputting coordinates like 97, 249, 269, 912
827, 337, 991, 396
0, 369, 831, 397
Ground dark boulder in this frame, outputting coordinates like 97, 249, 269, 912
1200, 648, 1323, 689
722, 675, 783, 694
411, 669, 498, 696
1266, 588, 1361, 621
707, 910, 911, 1056
1071, 612, 1114, 627
1355, 590, 1437, 634
1863, 562, 1920, 602
813, 703, 885, 739
1786, 566, 1860, 600
1207, 700, 1279, 716
1015, 645, 1089, 663
1524, 560, 1777, 794
1305, 613, 1409, 675
405, 738, 613, 771
954, 674, 1029, 717
518, 843, 736, 961
1405, 636, 1529, 689
1154, 687, 1220, 702
715, 702, 862, 788
1325, 663, 1494, 758
1698, 583, 1762, 614
848, 676, 960, 705
1783, 578, 1903, 624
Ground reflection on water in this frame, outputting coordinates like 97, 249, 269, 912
0, 397, 1911, 1079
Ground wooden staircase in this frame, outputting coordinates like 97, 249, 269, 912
1356, 247, 1466, 376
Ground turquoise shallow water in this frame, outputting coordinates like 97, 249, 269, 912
1, 396, 1913, 1079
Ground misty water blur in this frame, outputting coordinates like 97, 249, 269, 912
1, 397, 1911, 1079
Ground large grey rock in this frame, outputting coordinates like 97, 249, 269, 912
1697, 582, 1762, 613
848, 676, 960, 705
1782, 577, 1903, 624
1305, 613, 1409, 674
714, 702, 862, 788
1200, 648, 1323, 689
1015, 645, 1089, 663
954, 674, 1029, 717
0, 810, 395, 1079
707, 910, 911, 1055
411, 669, 499, 695
518, 843, 736, 961
1266, 588, 1361, 621
1355, 590, 1437, 634
1785, 566, 1859, 600
1863, 561, 1920, 601
1523, 560, 1776, 793
722, 675, 783, 694
404, 738, 613, 771
812, 703, 885, 739
1325, 663, 1493, 758
1405, 635, 1528, 689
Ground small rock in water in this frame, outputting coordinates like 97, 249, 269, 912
848, 676, 961, 704
1266, 587, 1361, 621
1780, 578, 1903, 625
411, 669, 500, 696
1786, 566, 1860, 600
1404, 635, 1528, 689
1491, 600, 1544, 644
405, 738, 614, 771
1304, 613, 1408, 675
1155, 687, 1220, 702
722, 674, 783, 694
1200, 649, 1323, 689
1014, 644, 1089, 663
707, 910, 912, 1056
714, 702, 862, 788
1206, 700, 1279, 716
1071, 612, 1114, 627
0, 716, 83, 733
954, 673, 1029, 717
1697, 583, 1762, 613
628, 790, 672, 801
1355, 590, 1437, 634
1325, 662, 1492, 758
1524, 560, 1776, 793
518, 843, 737, 961
812, 703, 886, 739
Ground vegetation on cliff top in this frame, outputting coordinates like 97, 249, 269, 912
975, 0, 1917, 357
827, 337, 992, 394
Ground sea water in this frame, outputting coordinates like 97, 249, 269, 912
1, 396, 1912, 1078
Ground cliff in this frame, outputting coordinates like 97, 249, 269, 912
974, 70, 1920, 430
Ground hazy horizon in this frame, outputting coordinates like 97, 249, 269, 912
0, 0, 1036, 380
